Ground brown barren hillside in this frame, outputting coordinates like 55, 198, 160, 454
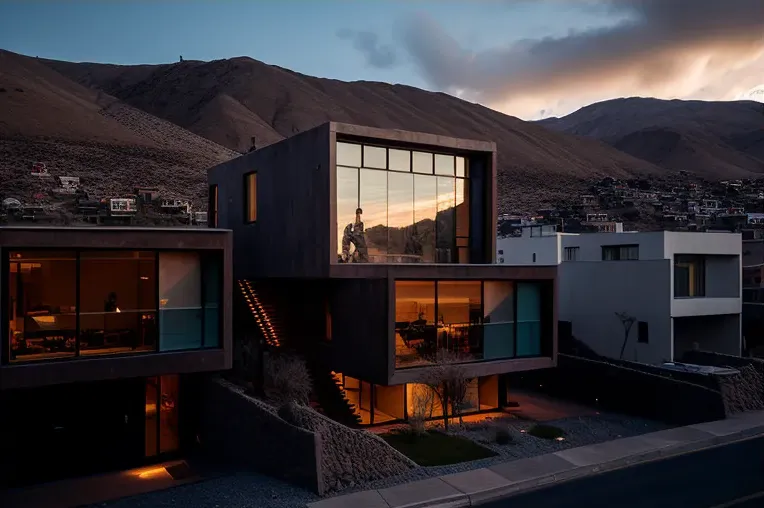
539, 97, 764, 179
0, 50, 237, 211
44, 54, 665, 211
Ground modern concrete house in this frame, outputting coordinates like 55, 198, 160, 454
498, 229, 742, 365
0, 226, 232, 487
208, 122, 558, 425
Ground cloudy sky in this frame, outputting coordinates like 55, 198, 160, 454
1, 0, 762, 119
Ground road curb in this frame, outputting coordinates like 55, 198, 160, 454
307, 412, 764, 508
467, 426, 764, 506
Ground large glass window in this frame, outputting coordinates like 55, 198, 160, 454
5, 249, 222, 364
675, 255, 706, 297
394, 279, 546, 368
7, 251, 77, 362
79, 251, 157, 356
335, 141, 470, 264
159, 252, 202, 351
394, 281, 436, 368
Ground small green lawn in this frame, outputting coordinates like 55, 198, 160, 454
382, 430, 498, 466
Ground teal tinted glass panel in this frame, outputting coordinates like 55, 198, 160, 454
202, 255, 221, 348
516, 282, 541, 357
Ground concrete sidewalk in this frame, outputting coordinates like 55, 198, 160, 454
307, 410, 764, 508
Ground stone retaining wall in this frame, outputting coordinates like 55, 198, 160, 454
200, 378, 417, 495
279, 401, 417, 493
682, 351, 764, 414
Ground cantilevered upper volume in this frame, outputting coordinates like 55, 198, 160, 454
207, 121, 498, 279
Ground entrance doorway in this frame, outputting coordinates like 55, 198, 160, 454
144, 375, 181, 458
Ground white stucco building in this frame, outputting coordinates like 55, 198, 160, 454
498, 229, 742, 364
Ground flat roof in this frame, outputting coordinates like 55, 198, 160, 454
331, 121, 496, 154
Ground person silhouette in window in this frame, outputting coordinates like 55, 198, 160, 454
104, 292, 118, 312
341, 207, 368, 263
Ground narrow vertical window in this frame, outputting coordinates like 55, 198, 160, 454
244, 172, 257, 223
208, 184, 218, 228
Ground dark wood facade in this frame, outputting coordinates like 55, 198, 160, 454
208, 122, 556, 387
0, 226, 233, 390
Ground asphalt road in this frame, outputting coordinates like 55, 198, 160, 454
482, 436, 764, 508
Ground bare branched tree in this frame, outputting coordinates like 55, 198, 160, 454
615, 311, 636, 360
408, 385, 435, 435
420, 349, 470, 431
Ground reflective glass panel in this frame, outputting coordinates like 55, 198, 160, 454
436, 177, 456, 263
388, 171, 415, 262
434, 154, 455, 176
359, 169, 388, 262
202, 253, 221, 348
456, 179, 469, 238
337, 142, 362, 167
483, 281, 515, 359
363, 145, 387, 169
388, 149, 411, 172
159, 252, 202, 351
414, 174, 437, 263
336, 166, 359, 262
456, 156, 467, 178
412, 151, 433, 174
516, 283, 541, 357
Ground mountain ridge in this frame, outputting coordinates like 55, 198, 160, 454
40, 52, 667, 211
538, 97, 764, 179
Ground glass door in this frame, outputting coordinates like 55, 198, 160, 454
144, 374, 180, 457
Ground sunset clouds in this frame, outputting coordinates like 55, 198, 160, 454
341, 0, 764, 119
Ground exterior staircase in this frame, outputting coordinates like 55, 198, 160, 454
238, 279, 281, 348
236, 279, 361, 426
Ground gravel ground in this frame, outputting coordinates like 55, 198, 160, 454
94, 412, 668, 508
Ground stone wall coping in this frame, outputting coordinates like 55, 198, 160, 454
306, 409, 764, 508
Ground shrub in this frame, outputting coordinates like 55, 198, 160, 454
528, 424, 565, 440
494, 428, 513, 445
263, 354, 312, 405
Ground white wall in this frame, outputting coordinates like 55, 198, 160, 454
559, 260, 673, 364
497, 235, 560, 266
559, 232, 666, 261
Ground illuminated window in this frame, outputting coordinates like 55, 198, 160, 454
244, 172, 257, 223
